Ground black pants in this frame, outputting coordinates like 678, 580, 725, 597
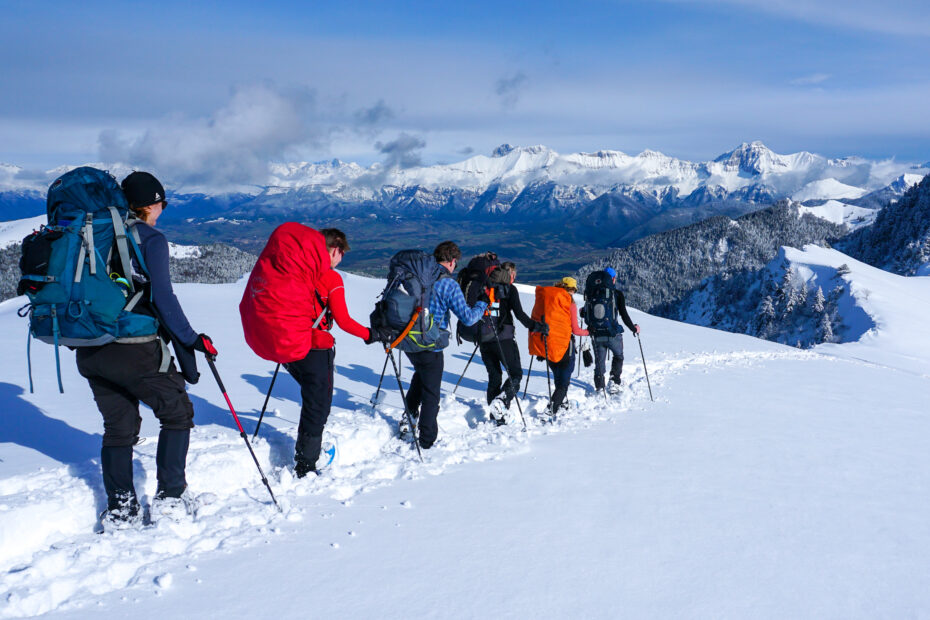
76, 340, 194, 505
479, 338, 522, 408
592, 333, 624, 390
404, 350, 444, 449
284, 348, 335, 468
547, 348, 575, 413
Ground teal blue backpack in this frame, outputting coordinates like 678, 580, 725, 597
18, 167, 160, 392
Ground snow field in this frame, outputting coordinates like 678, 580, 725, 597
2, 268, 929, 617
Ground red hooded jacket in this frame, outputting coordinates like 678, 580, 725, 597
239, 223, 334, 363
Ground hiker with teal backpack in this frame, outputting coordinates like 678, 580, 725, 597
20, 168, 216, 530
582, 267, 640, 395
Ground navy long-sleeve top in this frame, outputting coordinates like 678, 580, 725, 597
132, 223, 198, 347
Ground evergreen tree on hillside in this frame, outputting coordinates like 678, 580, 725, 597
840, 173, 930, 275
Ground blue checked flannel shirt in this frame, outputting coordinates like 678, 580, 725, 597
429, 275, 487, 330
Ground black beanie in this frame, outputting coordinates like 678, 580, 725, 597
121, 171, 166, 208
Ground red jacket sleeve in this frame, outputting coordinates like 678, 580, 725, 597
570, 302, 589, 337
324, 271, 371, 341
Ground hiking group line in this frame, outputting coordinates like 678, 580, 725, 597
15, 166, 650, 532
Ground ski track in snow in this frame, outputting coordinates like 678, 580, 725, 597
0, 346, 813, 617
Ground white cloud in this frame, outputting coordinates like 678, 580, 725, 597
790, 73, 831, 86
98, 84, 320, 188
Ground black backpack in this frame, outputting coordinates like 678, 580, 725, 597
455, 252, 500, 344
583, 270, 619, 338
370, 250, 450, 352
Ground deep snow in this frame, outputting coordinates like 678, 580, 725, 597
1, 264, 929, 618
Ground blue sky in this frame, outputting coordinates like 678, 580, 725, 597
2, 0, 928, 180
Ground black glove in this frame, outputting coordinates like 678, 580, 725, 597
477, 290, 491, 304
365, 326, 393, 345
192, 333, 217, 356
532, 321, 549, 335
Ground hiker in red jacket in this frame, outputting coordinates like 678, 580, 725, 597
240, 226, 380, 477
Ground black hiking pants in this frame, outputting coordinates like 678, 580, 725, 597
592, 333, 624, 390
284, 348, 335, 469
76, 340, 194, 506
479, 338, 522, 408
547, 348, 575, 414
404, 350, 444, 449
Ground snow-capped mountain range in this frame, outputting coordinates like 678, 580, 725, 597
2, 142, 926, 213
2, 142, 926, 263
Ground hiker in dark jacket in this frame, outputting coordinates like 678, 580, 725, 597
481, 261, 547, 424
403, 241, 487, 449
75, 171, 216, 528
587, 267, 640, 394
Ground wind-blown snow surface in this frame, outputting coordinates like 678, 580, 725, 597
1, 270, 929, 618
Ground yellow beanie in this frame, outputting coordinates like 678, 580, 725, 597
561, 277, 577, 289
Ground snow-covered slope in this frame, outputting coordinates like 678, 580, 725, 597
788, 245, 930, 375
791, 178, 867, 202
1, 266, 929, 618
797, 200, 877, 230
0, 215, 45, 248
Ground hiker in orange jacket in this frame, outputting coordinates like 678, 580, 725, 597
529, 277, 588, 415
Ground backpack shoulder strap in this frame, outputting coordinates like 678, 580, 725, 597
108, 207, 135, 293
125, 219, 151, 277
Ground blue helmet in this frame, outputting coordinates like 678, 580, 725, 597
605, 267, 617, 279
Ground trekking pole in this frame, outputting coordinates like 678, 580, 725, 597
387, 349, 423, 462
452, 342, 479, 394
205, 355, 281, 512
523, 355, 533, 399
487, 317, 527, 431
636, 333, 654, 402
382, 308, 425, 461
575, 337, 582, 378
252, 363, 280, 439
370, 353, 390, 408
542, 334, 553, 402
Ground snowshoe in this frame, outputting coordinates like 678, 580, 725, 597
294, 457, 316, 479
398, 413, 418, 440
99, 500, 143, 532
151, 488, 196, 523
607, 379, 622, 395
319, 440, 337, 470
488, 397, 508, 426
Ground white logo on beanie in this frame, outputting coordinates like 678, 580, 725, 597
155, 192, 162, 201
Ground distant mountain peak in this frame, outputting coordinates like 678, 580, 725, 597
714, 141, 792, 175
492, 144, 515, 157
